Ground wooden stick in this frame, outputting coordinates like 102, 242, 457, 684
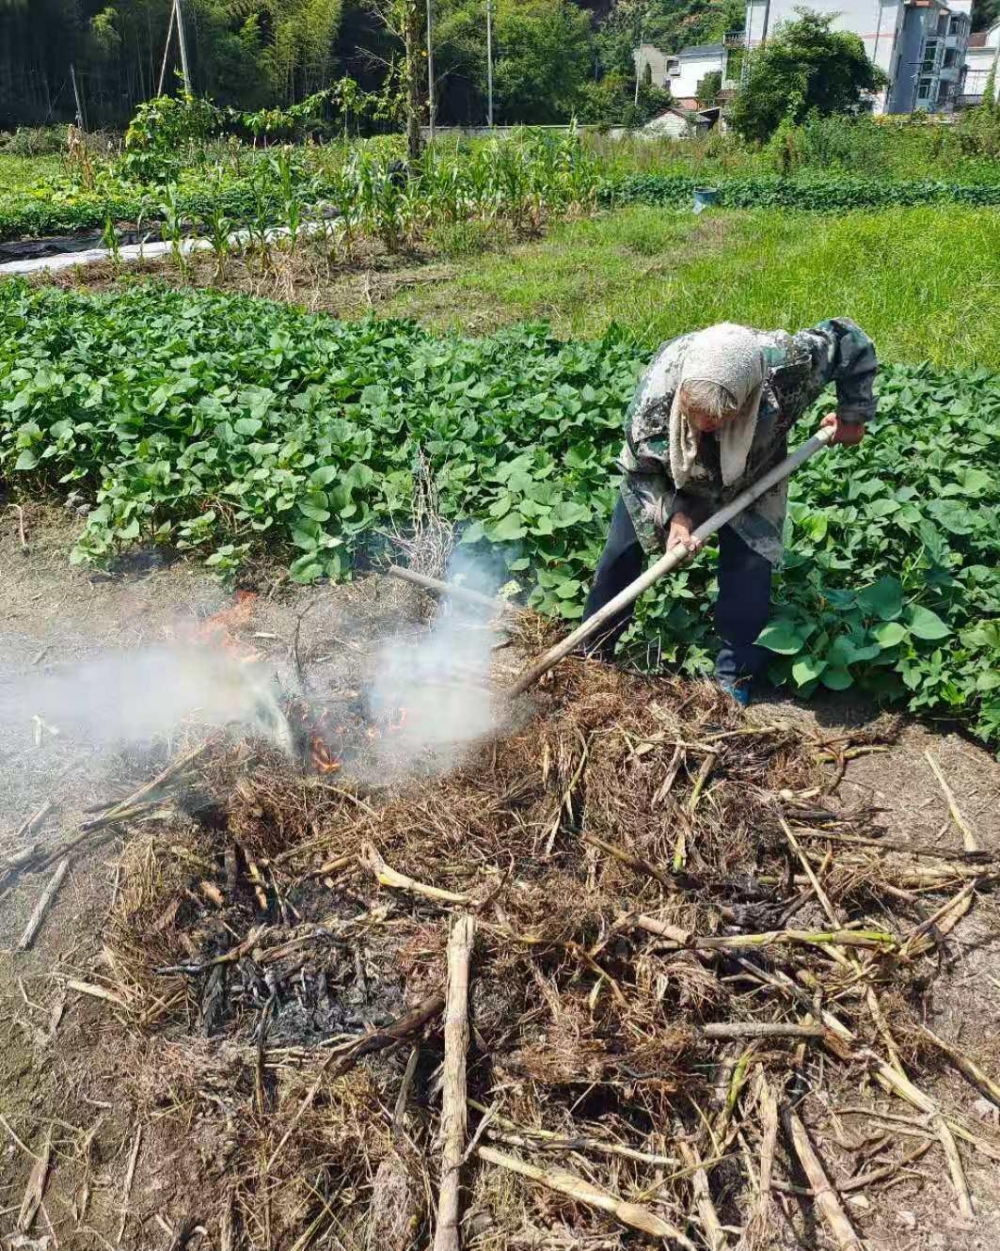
935, 1115, 975, 1221
678, 1141, 727, 1250
630, 915, 895, 953
739, 959, 1000, 1163
13, 800, 53, 841
434, 915, 475, 1251
790, 826, 993, 863
387, 565, 514, 615
81, 740, 212, 828
67, 978, 128, 1008
18, 1125, 52, 1232
117, 1125, 143, 1245
507, 427, 834, 697
758, 1079, 779, 1197
920, 1026, 1000, 1109
468, 1100, 678, 1167
584, 834, 675, 890
698, 1022, 824, 1041
363, 841, 471, 905
476, 1145, 697, 1249
900, 880, 978, 957
17, 858, 70, 951
780, 817, 840, 929
925, 750, 980, 852
782, 1107, 861, 1251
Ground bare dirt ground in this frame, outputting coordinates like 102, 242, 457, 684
3, 506, 1000, 1251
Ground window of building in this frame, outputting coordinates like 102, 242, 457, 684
917, 75, 935, 101
922, 38, 939, 70
936, 13, 949, 35
944, 47, 958, 67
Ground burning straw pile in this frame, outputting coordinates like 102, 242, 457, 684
80, 607, 1000, 1249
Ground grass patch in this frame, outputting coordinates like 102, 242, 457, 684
383, 204, 1000, 368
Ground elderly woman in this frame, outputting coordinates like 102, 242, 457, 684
583, 319, 878, 704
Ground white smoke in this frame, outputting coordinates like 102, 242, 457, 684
5, 646, 292, 753
363, 549, 505, 774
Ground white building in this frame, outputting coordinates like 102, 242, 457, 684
742, 0, 972, 113
634, 41, 731, 109
962, 20, 1000, 104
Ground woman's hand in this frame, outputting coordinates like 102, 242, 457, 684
667, 511, 703, 555
821, 412, 865, 446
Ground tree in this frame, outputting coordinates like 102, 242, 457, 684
643, 0, 743, 58
973, 0, 1000, 32
492, 0, 593, 123
696, 68, 721, 106
729, 9, 888, 144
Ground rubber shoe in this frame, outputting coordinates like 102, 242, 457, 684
718, 679, 751, 707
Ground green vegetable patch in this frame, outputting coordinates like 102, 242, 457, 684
2, 281, 998, 742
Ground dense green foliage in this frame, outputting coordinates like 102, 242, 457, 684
5, 112, 1000, 245
729, 12, 888, 143
0, 129, 603, 244
0, 0, 678, 131
2, 281, 999, 742
1, 0, 344, 128
593, 109, 1000, 182
607, 172, 1000, 210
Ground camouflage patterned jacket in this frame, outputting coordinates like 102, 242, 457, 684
619, 318, 878, 565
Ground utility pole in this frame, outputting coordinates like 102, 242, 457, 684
486, 0, 494, 126
174, 0, 193, 95
426, 0, 436, 142
634, 8, 645, 106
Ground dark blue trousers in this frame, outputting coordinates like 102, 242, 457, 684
582, 496, 773, 683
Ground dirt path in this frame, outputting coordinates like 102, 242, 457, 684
3, 507, 1000, 1250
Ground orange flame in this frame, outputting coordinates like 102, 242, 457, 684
178, 590, 262, 663
311, 736, 341, 774
366, 705, 409, 740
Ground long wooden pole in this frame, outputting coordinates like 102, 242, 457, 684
507, 425, 834, 698
434, 915, 475, 1251
387, 565, 514, 614
157, 0, 177, 96
174, 0, 192, 95
426, 0, 437, 143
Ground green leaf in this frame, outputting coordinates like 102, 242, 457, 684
822, 667, 854, 691
310, 465, 340, 487
489, 513, 528, 542
791, 654, 826, 685
234, 417, 263, 436
14, 448, 38, 470
757, 620, 806, 655
857, 576, 903, 621
907, 605, 951, 640
872, 621, 909, 649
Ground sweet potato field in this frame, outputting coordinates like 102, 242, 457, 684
2, 280, 999, 744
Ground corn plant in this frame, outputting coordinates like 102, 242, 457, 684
101, 212, 122, 268
273, 144, 303, 251
159, 184, 187, 274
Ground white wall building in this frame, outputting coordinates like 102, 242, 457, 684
962, 20, 1000, 104
742, 0, 972, 113
634, 41, 730, 108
